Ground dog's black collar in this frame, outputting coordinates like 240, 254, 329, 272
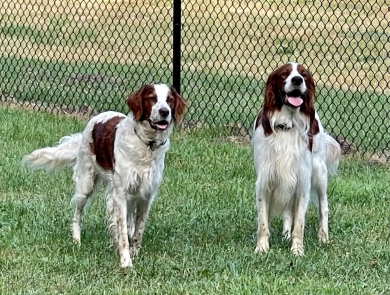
276, 124, 294, 131
134, 128, 167, 151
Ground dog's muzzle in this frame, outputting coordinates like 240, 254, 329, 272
148, 119, 170, 131
284, 89, 304, 108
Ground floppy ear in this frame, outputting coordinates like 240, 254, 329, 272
260, 74, 278, 136
301, 72, 316, 115
170, 87, 186, 124
263, 76, 275, 112
127, 86, 144, 120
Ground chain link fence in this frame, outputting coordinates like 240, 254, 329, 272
1, 0, 389, 160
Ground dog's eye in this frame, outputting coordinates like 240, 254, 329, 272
148, 96, 157, 102
280, 71, 288, 79
167, 96, 173, 103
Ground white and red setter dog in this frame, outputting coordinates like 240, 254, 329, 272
252, 63, 341, 256
23, 84, 186, 267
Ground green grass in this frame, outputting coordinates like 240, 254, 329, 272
0, 17, 99, 46
1, 106, 389, 294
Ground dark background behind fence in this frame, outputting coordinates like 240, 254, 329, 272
0, 0, 389, 160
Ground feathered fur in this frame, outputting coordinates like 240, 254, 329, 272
22, 134, 82, 171
22, 84, 186, 268
252, 63, 341, 256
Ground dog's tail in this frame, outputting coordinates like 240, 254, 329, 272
22, 133, 83, 172
325, 134, 342, 176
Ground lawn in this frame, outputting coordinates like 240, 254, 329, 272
0, 106, 389, 294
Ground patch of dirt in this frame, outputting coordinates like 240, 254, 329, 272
213, 135, 251, 146
224, 122, 250, 137
180, 120, 207, 133
367, 153, 387, 164
331, 134, 357, 155
1, 94, 95, 120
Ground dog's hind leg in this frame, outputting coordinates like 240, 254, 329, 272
312, 160, 330, 243
71, 159, 96, 244
317, 188, 329, 243
316, 170, 330, 243
126, 202, 136, 247
107, 188, 133, 268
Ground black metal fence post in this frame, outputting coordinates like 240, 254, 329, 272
172, 0, 181, 94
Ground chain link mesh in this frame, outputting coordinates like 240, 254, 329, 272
1, 0, 389, 160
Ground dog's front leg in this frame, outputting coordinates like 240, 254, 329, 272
254, 181, 270, 253
317, 188, 329, 243
114, 188, 132, 268
291, 187, 310, 256
130, 196, 153, 258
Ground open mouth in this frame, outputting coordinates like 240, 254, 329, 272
285, 90, 304, 107
148, 119, 170, 131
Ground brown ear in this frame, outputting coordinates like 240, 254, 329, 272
260, 75, 278, 137
301, 73, 316, 114
263, 76, 275, 111
170, 87, 186, 124
126, 87, 143, 120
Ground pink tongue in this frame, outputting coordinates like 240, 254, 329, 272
287, 96, 303, 107
157, 124, 168, 130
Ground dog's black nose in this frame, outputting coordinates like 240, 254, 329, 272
291, 76, 303, 86
159, 108, 170, 117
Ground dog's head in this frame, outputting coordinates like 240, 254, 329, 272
255, 63, 318, 144
264, 62, 315, 112
127, 84, 186, 131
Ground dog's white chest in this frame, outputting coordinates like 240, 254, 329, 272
114, 149, 164, 198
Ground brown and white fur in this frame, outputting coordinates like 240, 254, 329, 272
252, 63, 341, 256
22, 83, 186, 267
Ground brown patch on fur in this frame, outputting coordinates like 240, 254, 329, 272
126, 85, 156, 121
254, 111, 262, 130
169, 87, 186, 123
126, 84, 186, 124
255, 109, 273, 136
296, 64, 318, 152
90, 116, 125, 171
296, 64, 316, 118
308, 118, 320, 151
259, 64, 293, 136
263, 63, 292, 112
259, 63, 317, 146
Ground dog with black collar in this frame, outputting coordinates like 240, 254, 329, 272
22, 83, 186, 268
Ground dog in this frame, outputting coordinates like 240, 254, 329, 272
252, 62, 341, 256
22, 83, 186, 267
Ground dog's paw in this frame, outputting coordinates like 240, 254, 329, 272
72, 227, 81, 244
72, 239, 81, 246
120, 252, 133, 268
318, 229, 329, 243
130, 245, 141, 258
254, 238, 269, 254
282, 230, 291, 241
291, 240, 304, 256
72, 233, 81, 245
